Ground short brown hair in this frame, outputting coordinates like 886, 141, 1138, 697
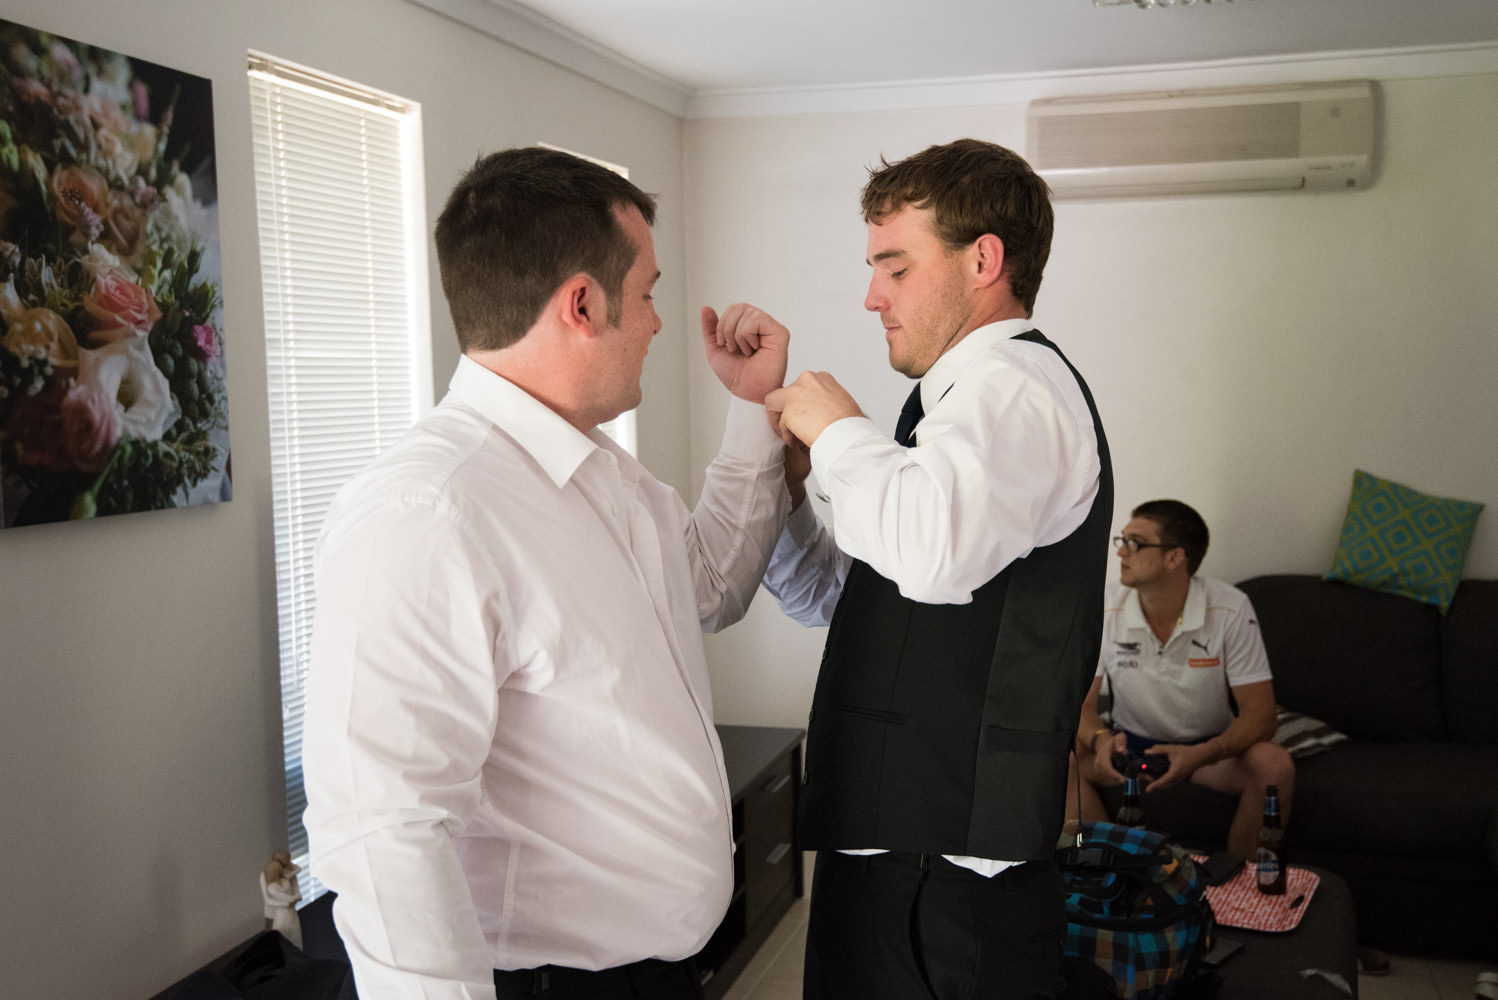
1132, 499, 1211, 576
861, 138, 1053, 315
434, 147, 657, 352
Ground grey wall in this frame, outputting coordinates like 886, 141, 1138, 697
0, 1, 687, 996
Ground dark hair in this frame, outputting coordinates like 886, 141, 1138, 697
1132, 500, 1210, 575
434, 147, 657, 352
860, 138, 1053, 316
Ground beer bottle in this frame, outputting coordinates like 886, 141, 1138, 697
1256, 784, 1286, 894
1116, 775, 1145, 827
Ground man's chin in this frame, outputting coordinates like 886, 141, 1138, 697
888, 349, 921, 379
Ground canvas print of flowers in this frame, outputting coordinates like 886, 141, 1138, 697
0, 19, 228, 527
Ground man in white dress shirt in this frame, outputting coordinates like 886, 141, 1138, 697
303, 147, 791, 1000
1068, 499, 1293, 861
762, 139, 1113, 999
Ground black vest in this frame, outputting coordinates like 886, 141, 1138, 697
800, 330, 1114, 861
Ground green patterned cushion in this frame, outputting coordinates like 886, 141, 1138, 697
1325, 470, 1484, 614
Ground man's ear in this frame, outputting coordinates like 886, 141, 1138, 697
972, 233, 1006, 289
1166, 547, 1189, 573
558, 274, 606, 337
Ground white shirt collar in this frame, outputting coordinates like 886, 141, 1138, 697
918, 317, 1035, 416
447, 354, 607, 489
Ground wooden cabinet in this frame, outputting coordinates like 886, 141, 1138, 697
696, 725, 804, 999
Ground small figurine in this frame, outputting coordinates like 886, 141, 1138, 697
259, 848, 303, 949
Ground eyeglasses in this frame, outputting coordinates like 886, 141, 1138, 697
1113, 536, 1171, 554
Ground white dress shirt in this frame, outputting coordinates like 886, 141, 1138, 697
303, 356, 787, 999
762, 318, 1103, 875
765, 318, 1101, 618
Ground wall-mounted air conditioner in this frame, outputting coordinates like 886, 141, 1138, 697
1026, 80, 1375, 198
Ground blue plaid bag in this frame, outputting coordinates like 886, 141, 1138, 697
1057, 822, 1216, 1000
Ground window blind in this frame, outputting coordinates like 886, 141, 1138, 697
248, 53, 430, 900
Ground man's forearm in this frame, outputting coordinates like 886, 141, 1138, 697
1211, 713, 1276, 760
761, 502, 847, 628
1075, 708, 1111, 756
693, 397, 792, 632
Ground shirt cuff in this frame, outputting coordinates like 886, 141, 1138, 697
785, 496, 820, 547
809, 415, 883, 473
720, 396, 784, 465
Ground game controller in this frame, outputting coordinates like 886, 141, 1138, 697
1112, 751, 1170, 778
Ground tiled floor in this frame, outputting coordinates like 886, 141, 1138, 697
722, 853, 1495, 1000
1359, 955, 1498, 1000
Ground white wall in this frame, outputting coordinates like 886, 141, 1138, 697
687, 71, 1498, 730
0, 2, 687, 996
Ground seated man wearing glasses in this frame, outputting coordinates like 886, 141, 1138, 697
1067, 499, 1293, 859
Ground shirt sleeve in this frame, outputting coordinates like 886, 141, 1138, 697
809, 354, 1099, 605
1224, 592, 1275, 687
760, 499, 851, 627
302, 496, 507, 1000
687, 395, 792, 633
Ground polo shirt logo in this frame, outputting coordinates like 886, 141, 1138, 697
1188, 657, 1221, 669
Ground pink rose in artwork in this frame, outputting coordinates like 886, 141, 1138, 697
192, 323, 221, 361
83, 89, 130, 135
61, 381, 121, 472
83, 269, 162, 343
50, 164, 109, 240
102, 190, 149, 260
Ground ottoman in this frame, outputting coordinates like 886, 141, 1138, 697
1214, 865, 1359, 999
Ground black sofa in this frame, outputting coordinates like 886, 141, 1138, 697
1100, 574, 1498, 960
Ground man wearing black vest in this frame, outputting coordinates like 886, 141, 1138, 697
762, 139, 1113, 1000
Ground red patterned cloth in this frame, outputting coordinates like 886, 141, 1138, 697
1192, 857, 1321, 932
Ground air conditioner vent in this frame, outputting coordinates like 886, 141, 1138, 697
1027, 80, 1374, 198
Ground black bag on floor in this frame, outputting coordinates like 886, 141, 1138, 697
1057, 822, 1218, 1000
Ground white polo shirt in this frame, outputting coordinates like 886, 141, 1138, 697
1098, 576, 1273, 743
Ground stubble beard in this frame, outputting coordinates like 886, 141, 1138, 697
887, 264, 971, 379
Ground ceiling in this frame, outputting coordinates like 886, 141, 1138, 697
490, 0, 1498, 94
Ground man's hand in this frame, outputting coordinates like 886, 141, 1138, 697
1141, 742, 1217, 792
764, 370, 865, 448
701, 303, 789, 404
1085, 732, 1128, 786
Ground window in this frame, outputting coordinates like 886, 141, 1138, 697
248, 53, 431, 899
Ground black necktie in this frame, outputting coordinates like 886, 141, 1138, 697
894, 384, 924, 447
